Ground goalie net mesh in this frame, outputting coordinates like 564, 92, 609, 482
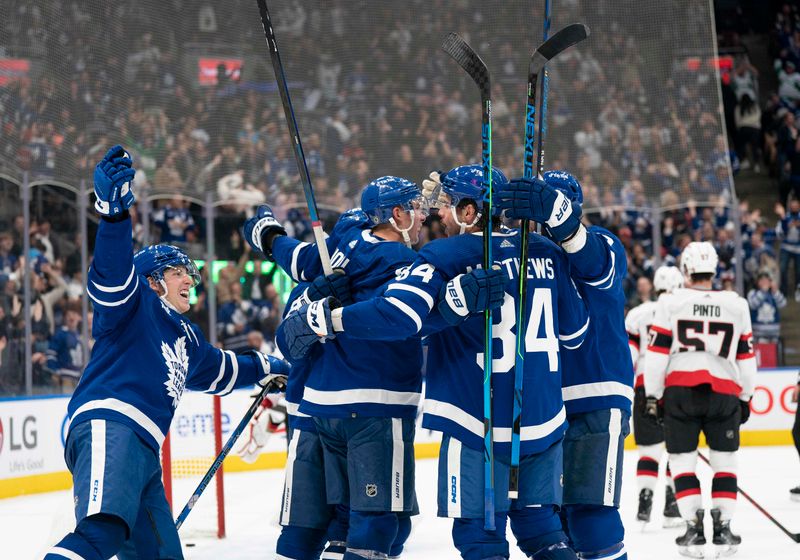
162, 393, 226, 539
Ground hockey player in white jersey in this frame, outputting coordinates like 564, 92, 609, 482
45, 146, 289, 560
625, 265, 684, 527
644, 242, 757, 558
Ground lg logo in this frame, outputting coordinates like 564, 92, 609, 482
0, 416, 37, 452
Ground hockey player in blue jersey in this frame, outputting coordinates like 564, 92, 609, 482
45, 146, 289, 560
243, 177, 429, 560
282, 164, 590, 560
494, 171, 633, 560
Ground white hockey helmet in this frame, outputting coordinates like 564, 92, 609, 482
680, 241, 718, 276
653, 265, 684, 293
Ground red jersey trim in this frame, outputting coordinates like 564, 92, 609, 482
666, 369, 742, 396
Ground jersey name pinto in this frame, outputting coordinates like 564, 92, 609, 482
560, 226, 634, 415
342, 230, 589, 455
67, 218, 271, 452
625, 300, 658, 388
273, 216, 423, 419
644, 287, 756, 400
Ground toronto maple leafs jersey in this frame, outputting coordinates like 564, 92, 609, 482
67, 216, 284, 452
559, 226, 634, 415
341, 230, 589, 455
625, 300, 658, 389
275, 282, 319, 433
644, 287, 757, 401
272, 212, 423, 419
47, 327, 84, 379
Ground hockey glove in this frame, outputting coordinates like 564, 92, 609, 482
93, 145, 136, 217
438, 266, 506, 326
281, 297, 341, 360
243, 204, 287, 259
421, 171, 445, 207
306, 268, 354, 306
495, 177, 582, 243
642, 396, 664, 424
739, 399, 751, 424
236, 394, 287, 464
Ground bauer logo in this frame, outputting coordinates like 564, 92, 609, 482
365, 484, 378, 498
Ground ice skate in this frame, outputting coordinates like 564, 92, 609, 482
790, 485, 800, 503
663, 486, 685, 528
710, 508, 740, 557
676, 509, 706, 558
637, 488, 654, 524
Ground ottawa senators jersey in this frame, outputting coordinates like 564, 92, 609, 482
624, 299, 658, 389
644, 287, 756, 401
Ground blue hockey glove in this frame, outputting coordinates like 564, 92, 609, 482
243, 204, 287, 259
306, 268, 354, 306
93, 145, 136, 216
244, 350, 290, 390
495, 177, 582, 243
438, 266, 506, 325
281, 297, 341, 360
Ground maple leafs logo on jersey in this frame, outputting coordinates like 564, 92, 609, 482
162, 336, 189, 408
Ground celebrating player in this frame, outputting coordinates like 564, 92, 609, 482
495, 171, 633, 560
282, 164, 590, 560
644, 241, 756, 558
45, 146, 289, 560
625, 265, 684, 527
244, 176, 428, 560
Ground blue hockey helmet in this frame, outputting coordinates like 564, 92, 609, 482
436, 164, 509, 213
133, 244, 201, 287
360, 176, 428, 226
542, 170, 583, 205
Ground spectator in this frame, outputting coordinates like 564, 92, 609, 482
776, 198, 800, 299
734, 93, 763, 172
46, 303, 84, 393
151, 196, 197, 245
747, 269, 787, 342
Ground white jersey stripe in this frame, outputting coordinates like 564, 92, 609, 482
220, 351, 240, 395
280, 429, 302, 524
290, 242, 310, 282
87, 419, 106, 516
385, 297, 423, 332
603, 408, 622, 506
446, 438, 462, 518
562, 381, 634, 403
391, 419, 404, 512
285, 401, 311, 418
70, 399, 165, 447
46, 547, 87, 560
87, 276, 139, 307
90, 265, 136, 293
303, 386, 420, 408
205, 350, 229, 393
559, 317, 590, 342
584, 240, 616, 289
384, 283, 435, 310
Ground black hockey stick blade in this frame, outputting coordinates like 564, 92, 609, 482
441, 33, 491, 96
530, 23, 590, 75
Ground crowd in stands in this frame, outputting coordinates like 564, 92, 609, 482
0, 1, 799, 394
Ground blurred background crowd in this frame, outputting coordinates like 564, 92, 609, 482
0, 0, 798, 395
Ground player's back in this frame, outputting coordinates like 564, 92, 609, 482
652, 288, 751, 395
625, 299, 658, 386
422, 230, 588, 456
300, 226, 423, 420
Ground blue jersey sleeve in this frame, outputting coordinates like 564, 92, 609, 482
555, 253, 590, 349
341, 257, 445, 340
565, 226, 627, 292
87, 216, 142, 336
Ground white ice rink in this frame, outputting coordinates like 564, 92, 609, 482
4, 446, 799, 559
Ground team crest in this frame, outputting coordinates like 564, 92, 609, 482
162, 336, 189, 408
365, 484, 378, 498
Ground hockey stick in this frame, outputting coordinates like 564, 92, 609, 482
441, 32, 496, 531
509, 21, 590, 499
175, 377, 286, 530
255, 0, 333, 275
697, 451, 800, 543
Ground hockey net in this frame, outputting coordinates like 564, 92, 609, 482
162, 393, 226, 539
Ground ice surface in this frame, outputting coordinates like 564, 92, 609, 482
5, 446, 799, 559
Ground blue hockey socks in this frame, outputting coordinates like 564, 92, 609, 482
45, 514, 128, 560
451, 514, 510, 560
344, 511, 399, 559
509, 506, 575, 559
276, 525, 328, 560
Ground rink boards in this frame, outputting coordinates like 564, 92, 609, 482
0, 367, 796, 499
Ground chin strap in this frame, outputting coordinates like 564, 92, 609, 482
450, 206, 481, 235
157, 278, 179, 312
389, 210, 416, 248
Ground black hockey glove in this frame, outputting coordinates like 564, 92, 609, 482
306, 269, 354, 306
739, 399, 751, 424
642, 396, 664, 424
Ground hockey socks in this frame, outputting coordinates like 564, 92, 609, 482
275, 526, 328, 560
45, 514, 128, 560
344, 511, 399, 560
